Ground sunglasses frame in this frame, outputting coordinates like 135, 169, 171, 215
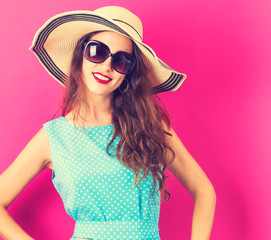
83, 40, 136, 75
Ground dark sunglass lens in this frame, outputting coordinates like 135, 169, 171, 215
113, 53, 135, 74
85, 42, 108, 63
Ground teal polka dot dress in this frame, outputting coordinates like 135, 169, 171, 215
43, 116, 161, 240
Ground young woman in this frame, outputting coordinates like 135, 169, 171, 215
0, 6, 216, 240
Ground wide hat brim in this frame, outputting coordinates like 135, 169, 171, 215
29, 6, 187, 94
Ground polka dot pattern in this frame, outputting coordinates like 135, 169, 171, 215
43, 116, 161, 240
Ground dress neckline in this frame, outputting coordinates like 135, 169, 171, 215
61, 116, 114, 129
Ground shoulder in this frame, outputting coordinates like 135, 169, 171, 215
43, 116, 68, 137
161, 119, 174, 136
43, 116, 64, 127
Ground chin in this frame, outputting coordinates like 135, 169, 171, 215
86, 88, 114, 97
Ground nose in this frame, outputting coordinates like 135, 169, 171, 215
100, 55, 113, 72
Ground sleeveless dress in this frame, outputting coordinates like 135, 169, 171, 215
43, 116, 161, 240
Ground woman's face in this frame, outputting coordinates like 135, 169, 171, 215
81, 31, 133, 97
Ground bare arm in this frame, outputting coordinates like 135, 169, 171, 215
164, 124, 216, 240
0, 126, 51, 240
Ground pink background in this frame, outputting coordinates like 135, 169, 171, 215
0, 0, 270, 239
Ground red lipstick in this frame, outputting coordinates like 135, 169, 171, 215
92, 72, 112, 84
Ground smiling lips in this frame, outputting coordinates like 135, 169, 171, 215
92, 72, 112, 84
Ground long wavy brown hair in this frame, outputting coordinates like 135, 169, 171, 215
52, 31, 176, 204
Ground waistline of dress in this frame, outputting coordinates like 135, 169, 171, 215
71, 220, 160, 239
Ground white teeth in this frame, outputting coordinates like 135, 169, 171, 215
93, 73, 111, 81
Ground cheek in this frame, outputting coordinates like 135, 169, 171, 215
81, 61, 88, 79
81, 61, 97, 83
82, 60, 93, 74
114, 76, 126, 88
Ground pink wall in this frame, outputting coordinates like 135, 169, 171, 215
0, 0, 270, 239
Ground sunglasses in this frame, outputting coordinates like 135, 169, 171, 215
83, 40, 136, 74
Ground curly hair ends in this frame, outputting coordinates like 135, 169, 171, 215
52, 31, 176, 205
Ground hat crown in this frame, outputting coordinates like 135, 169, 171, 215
93, 6, 143, 41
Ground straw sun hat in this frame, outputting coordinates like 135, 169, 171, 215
29, 6, 187, 94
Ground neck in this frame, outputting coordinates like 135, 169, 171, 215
80, 92, 113, 124
86, 94, 112, 122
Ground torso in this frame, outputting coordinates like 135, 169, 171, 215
45, 113, 74, 171
45, 112, 113, 172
